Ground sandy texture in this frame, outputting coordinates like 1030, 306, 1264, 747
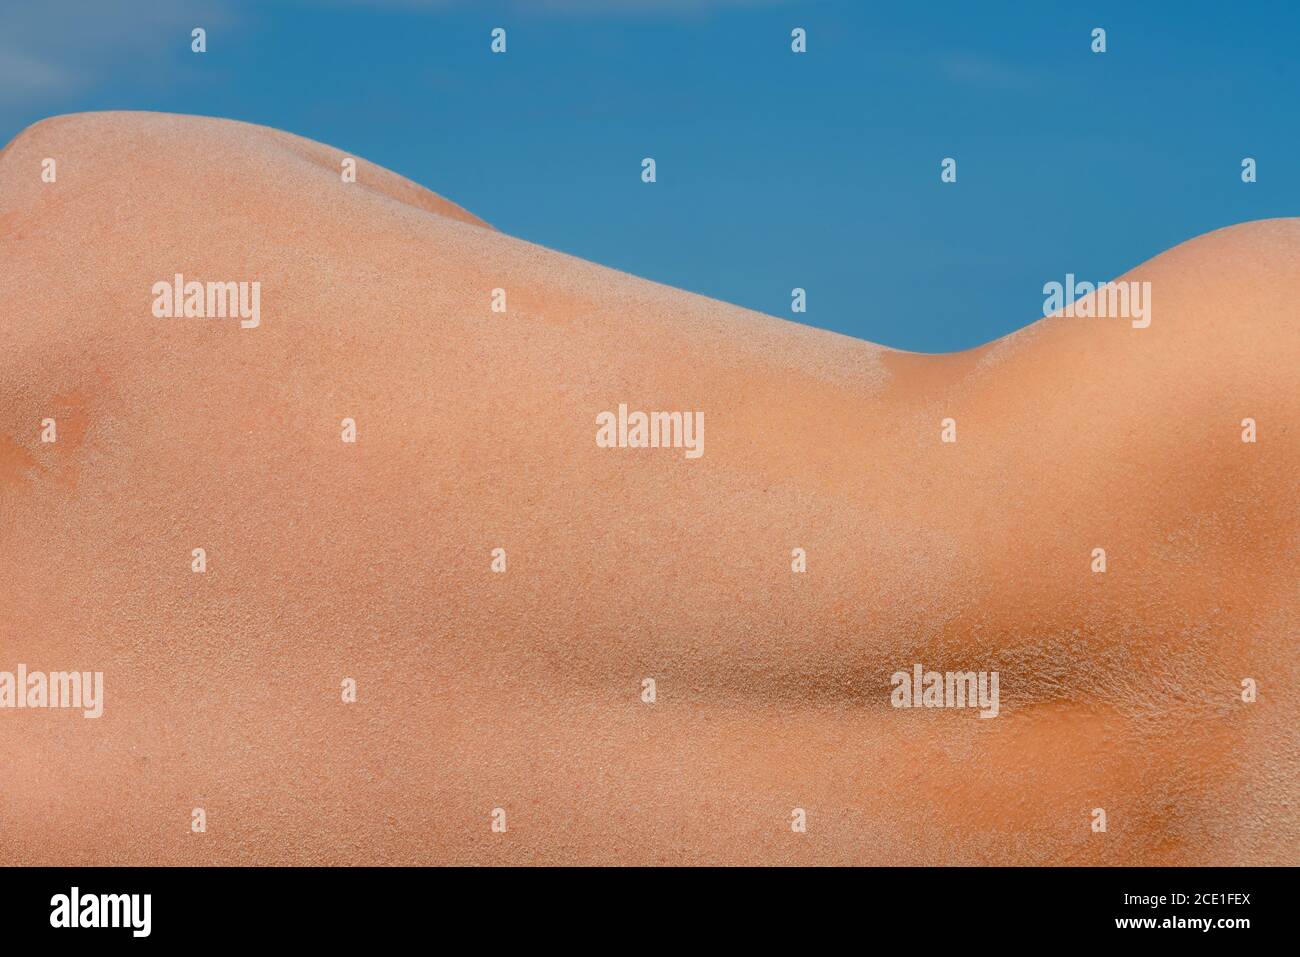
0, 112, 1296, 865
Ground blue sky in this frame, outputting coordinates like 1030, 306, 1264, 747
2, 0, 1297, 351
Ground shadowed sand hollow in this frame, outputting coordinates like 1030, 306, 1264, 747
0, 112, 1296, 865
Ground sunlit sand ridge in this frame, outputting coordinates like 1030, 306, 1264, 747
1, 113, 1296, 864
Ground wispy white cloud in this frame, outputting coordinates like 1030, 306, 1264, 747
0, 51, 79, 104
0, 0, 236, 110
935, 52, 1036, 92
0, 0, 785, 118
318, 0, 788, 12
524, 0, 786, 11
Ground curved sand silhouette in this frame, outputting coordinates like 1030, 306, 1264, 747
0, 113, 1296, 865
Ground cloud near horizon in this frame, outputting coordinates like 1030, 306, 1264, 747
320, 0, 789, 12
0, 0, 790, 115
0, 0, 235, 116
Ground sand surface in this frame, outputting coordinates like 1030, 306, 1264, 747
0, 112, 1296, 865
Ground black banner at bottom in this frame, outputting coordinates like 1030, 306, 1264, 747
0, 866, 1283, 944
